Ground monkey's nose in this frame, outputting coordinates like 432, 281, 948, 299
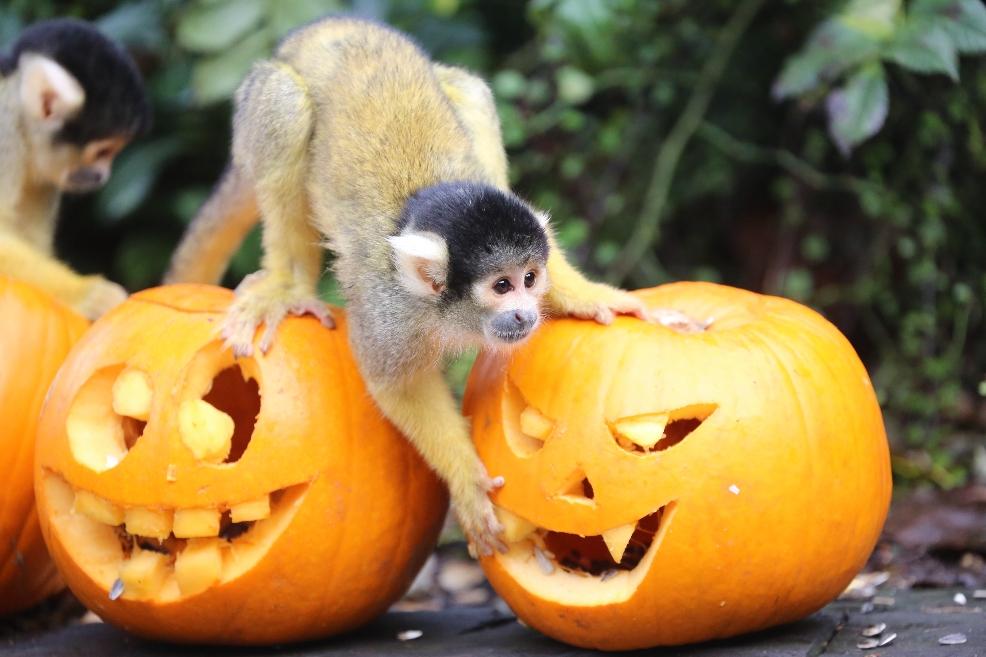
511, 308, 538, 332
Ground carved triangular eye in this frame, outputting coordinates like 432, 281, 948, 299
611, 403, 717, 454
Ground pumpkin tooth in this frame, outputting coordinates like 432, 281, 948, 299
601, 522, 636, 562
124, 507, 173, 540
519, 406, 552, 440
613, 413, 670, 450
111, 368, 153, 421
118, 549, 169, 599
174, 538, 223, 595
178, 399, 234, 462
494, 506, 537, 543
229, 496, 270, 523
72, 490, 124, 526
173, 507, 221, 538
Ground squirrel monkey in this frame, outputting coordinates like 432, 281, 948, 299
0, 19, 150, 318
166, 18, 659, 554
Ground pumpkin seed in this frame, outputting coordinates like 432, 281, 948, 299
938, 633, 967, 645
973, 589, 986, 599
878, 632, 896, 647
860, 623, 886, 637
534, 546, 554, 575
856, 638, 879, 650
108, 578, 124, 601
397, 630, 422, 641
953, 592, 967, 605
600, 569, 617, 582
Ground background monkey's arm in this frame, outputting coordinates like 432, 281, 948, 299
368, 369, 504, 555
0, 231, 126, 318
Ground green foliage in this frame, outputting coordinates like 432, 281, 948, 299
1, 1, 983, 487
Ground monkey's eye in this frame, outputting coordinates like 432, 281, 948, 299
524, 271, 536, 288
493, 278, 513, 295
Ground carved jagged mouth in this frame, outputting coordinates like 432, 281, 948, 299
495, 503, 676, 605
41, 473, 309, 601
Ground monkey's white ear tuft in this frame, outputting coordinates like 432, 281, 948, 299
534, 210, 550, 228
18, 53, 85, 129
388, 231, 448, 297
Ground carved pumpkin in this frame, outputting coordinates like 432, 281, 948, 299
0, 277, 88, 615
34, 285, 447, 644
464, 282, 891, 651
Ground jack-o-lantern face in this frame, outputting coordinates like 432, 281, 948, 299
36, 285, 447, 645
464, 282, 891, 651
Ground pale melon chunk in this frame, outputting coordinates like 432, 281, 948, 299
178, 399, 234, 462
613, 413, 670, 450
118, 549, 169, 599
73, 490, 124, 525
125, 507, 173, 539
601, 522, 636, 562
495, 506, 537, 543
229, 496, 270, 523
175, 538, 223, 595
519, 406, 552, 440
111, 369, 153, 421
173, 507, 220, 538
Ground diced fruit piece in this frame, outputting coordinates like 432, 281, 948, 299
519, 406, 552, 440
613, 413, 670, 450
73, 489, 124, 525
111, 369, 153, 421
175, 539, 223, 596
118, 549, 169, 599
601, 523, 636, 562
495, 506, 537, 543
124, 507, 173, 540
173, 507, 221, 538
229, 496, 270, 523
178, 399, 234, 462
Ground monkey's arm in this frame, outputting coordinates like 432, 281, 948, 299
367, 369, 504, 555
164, 166, 259, 285
0, 231, 126, 319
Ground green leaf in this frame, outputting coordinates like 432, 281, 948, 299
96, 1, 166, 51
268, 0, 339, 39
96, 139, 182, 221
912, 0, 986, 53
555, 66, 595, 104
176, 0, 266, 54
886, 20, 958, 79
841, 0, 902, 39
825, 62, 889, 155
191, 29, 271, 105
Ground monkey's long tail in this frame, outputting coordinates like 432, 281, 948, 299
164, 165, 258, 285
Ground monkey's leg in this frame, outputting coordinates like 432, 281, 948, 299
164, 165, 258, 285
368, 369, 506, 556
221, 62, 331, 356
0, 232, 126, 319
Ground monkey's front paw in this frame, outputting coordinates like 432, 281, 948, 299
76, 277, 128, 320
555, 284, 647, 325
222, 273, 334, 356
456, 476, 506, 557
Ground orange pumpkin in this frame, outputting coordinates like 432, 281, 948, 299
34, 285, 447, 644
464, 282, 891, 650
0, 276, 88, 615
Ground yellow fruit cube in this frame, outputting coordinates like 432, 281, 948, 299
178, 399, 234, 462
520, 406, 552, 440
174, 539, 223, 596
229, 496, 270, 523
73, 490, 124, 526
173, 507, 220, 538
124, 507, 173, 540
494, 506, 537, 543
111, 368, 153, 421
118, 549, 169, 599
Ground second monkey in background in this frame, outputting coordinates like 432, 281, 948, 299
167, 17, 671, 553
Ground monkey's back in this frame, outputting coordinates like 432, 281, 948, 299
275, 19, 482, 244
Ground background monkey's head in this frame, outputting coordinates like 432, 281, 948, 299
390, 182, 550, 349
1, 18, 151, 193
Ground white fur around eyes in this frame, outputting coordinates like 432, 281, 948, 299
18, 54, 85, 128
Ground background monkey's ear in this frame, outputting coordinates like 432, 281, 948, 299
388, 231, 448, 296
18, 53, 85, 129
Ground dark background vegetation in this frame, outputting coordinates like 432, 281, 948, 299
2, 0, 983, 489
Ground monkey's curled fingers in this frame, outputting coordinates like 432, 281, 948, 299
552, 282, 648, 325
222, 271, 334, 357
458, 474, 507, 558
76, 276, 128, 320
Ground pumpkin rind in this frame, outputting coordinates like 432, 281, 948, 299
35, 284, 448, 644
465, 282, 891, 650
0, 277, 88, 615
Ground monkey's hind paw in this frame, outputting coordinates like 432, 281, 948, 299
457, 478, 507, 557
221, 278, 334, 356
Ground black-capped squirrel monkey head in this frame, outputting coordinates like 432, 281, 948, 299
390, 182, 551, 349
4, 19, 150, 193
